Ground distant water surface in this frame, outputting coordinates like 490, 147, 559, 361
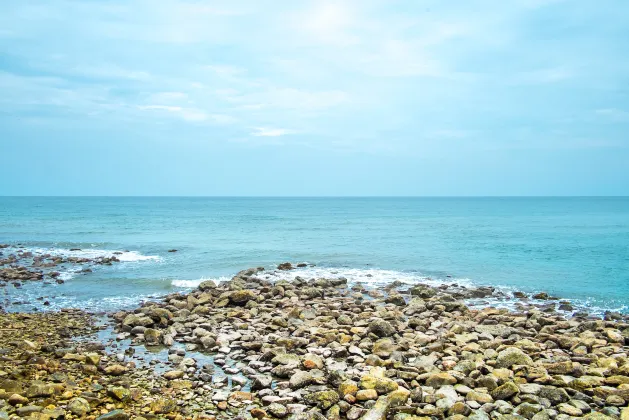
0, 197, 628, 313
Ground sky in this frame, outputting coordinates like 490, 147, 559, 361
1, 0, 628, 196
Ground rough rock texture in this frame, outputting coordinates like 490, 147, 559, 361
3, 262, 629, 420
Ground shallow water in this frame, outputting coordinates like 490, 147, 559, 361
1, 197, 628, 314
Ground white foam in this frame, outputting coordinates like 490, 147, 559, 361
22, 247, 160, 262
256, 266, 474, 289
171, 277, 230, 288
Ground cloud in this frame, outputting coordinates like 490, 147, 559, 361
595, 108, 629, 122
138, 105, 235, 124
1, 0, 628, 154
513, 67, 574, 85
251, 127, 297, 137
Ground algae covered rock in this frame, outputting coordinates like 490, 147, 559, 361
68, 397, 91, 416
229, 289, 257, 304
368, 319, 396, 337
304, 390, 340, 409
496, 347, 534, 368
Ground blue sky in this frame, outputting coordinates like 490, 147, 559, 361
1, 0, 628, 196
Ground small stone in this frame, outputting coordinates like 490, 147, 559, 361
163, 370, 185, 380
8, 393, 29, 406
368, 319, 396, 337
496, 348, 534, 368
426, 372, 457, 387
107, 386, 131, 402
68, 397, 91, 416
268, 403, 288, 418
304, 390, 340, 409
150, 398, 177, 414
104, 364, 127, 376
96, 409, 129, 420
356, 389, 378, 401
491, 381, 520, 400
250, 408, 267, 419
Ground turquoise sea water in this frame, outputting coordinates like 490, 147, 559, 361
1, 197, 628, 313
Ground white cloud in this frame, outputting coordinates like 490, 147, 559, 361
514, 67, 574, 85
251, 127, 296, 137
595, 108, 629, 121
137, 105, 235, 124
297, 1, 360, 46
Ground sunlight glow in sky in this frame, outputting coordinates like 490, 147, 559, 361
1, 0, 628, 195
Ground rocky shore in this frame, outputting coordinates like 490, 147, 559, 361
0, 245, 121, 286
2, 264, 629, 420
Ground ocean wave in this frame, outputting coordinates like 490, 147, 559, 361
255, 266, 475, 288
15, 246, 161, 262
255, 266, 625, 317
171, 277, 230, 288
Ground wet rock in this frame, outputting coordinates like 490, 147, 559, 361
491, 381, 520, 400
368, 319, 396, 338
496, 347, 534, 368
68, 397, 91, 416
304, 390, 340, 409
96, 409, 129, 420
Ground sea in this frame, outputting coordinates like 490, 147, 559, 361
1, 197, 628, 315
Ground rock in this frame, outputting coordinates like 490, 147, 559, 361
107, 386, 131, 402
372, 338, 396, 357
290, 371, 320, 389
491, 381, 520, 400
409, 285, 436, 298
26, 383, 55, 398
143, 328, 163, 344
469, 410, 491, 420
163, 370, 185, 380
356, 389, 379, 401
303, 353, 324, 370
8, 393, 29, 406
104, 364, 128, 376
16, 406, 43, 417
360, 388, 410, 420
426, 372, 457, 387
304, 390, 340, 409
475, 325, 513, 338
267, 403, 288, 418
251, 375, 273, 391
368, 319, 396, 337
0, 380, 23, 394
68, 397, 91, 416
122, 314, 153, 327
250, 408, 267, 419
538, 387, 569, 405
495, 348, 534, 368
198, 280, 216, 291
229, 289, 257, 304
150, 398, 176, 414
583, 413, 616, 420
96, 410, 129, 420
360, 374, 399, 394
278, 262, 293, 270
339, 380, 359, 397
467, 391, 493, 404
558, 403, 583, 416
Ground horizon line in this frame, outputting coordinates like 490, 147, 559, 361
1, 195, 628, 199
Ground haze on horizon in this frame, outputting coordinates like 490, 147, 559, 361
1, 0, 628, 196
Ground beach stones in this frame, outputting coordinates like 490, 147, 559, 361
5, 263, 629, 420
68, 397, 91, 416
496, 347, 534, 368
368, 319, 396, 337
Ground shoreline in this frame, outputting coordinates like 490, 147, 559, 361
2, 265, 629, 419
1, 244, 626, 319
